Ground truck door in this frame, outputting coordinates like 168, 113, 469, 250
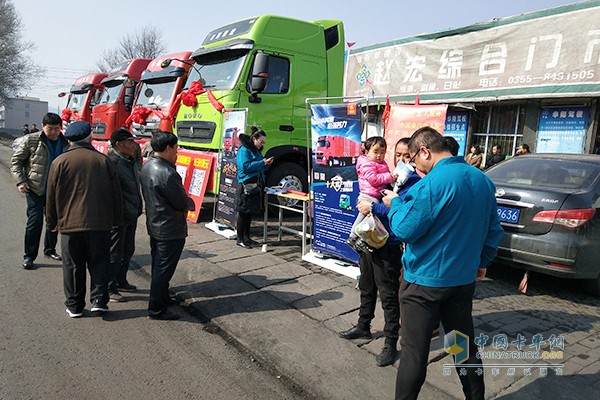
239, 52, 293, 152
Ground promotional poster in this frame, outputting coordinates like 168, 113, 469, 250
215, 109, 247, 228
174, 150, 214, 223
444, 111, 469, 156
536, 106, 589, 154
383, 103, 448, 169
311, 103, 362, 264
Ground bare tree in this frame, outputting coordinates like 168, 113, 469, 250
96, 26, 167, 72
0, 0, 45, 104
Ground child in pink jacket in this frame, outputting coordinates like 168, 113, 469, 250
347, 136, 396, 253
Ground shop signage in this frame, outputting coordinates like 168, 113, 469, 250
345, 3, 600, 102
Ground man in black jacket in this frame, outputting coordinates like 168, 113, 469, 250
140, 131, 195, 320
107, 129, 143, 301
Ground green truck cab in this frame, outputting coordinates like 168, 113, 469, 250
173, 15, 345, 193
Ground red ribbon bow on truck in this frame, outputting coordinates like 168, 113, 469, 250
169, 81, 224, 120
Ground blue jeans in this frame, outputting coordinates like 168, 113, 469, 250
24, 191, 58, 260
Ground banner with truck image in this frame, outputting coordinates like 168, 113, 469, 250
310, 103, 362, 264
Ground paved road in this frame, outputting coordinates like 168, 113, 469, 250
0, 139, 308, 400
2, 132, 600, 399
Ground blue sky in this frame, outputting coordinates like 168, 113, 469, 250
13, 0, 577, 111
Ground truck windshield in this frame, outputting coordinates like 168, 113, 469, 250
67, 92, 88, 112
97, 81, 124, 105
184, 53, 246, 91
136, 80, 177, 109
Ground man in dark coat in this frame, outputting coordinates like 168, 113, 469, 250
46, 121, 123, 318
107, 128, 143, 301
140, 131, 195, 320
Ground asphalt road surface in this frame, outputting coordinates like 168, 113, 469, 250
0, 137, 307, 400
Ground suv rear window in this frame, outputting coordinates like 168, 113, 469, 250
486, 158, 600, 190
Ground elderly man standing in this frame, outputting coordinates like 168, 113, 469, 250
383, 127, 503, 400
46, 121, 123, 318
11, 113, 68, 269
140, 131, 194, 321
107, 128, 143, 302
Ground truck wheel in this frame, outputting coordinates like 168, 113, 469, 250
266, 162, 308, 216
328, 158, 334, 167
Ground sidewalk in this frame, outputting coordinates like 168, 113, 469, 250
129, 207, 600, 399
129, 210, 467, 400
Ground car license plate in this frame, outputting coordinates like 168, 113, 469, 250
497, 206, 520, 224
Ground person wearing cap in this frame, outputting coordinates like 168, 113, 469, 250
106, 128, 143, 302
140, 131, 195, 320
11, 113, 68, 269
46, 121, 123, 318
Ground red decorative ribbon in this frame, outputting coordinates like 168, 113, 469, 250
169, 80, 224, 120
125, 106, 154, 126
61, 108, 73, 122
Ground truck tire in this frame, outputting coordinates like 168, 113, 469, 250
266, 162, 308, 216
328, 157, 334, 167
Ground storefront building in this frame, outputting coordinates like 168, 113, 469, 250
345, 1, 600, 163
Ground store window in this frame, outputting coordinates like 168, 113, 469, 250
470, 105, 525, 166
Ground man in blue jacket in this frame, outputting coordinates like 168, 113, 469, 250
383, 127, 503, 400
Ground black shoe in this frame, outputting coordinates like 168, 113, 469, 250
109, 290, 126, 303
245, 238, 260, 246
66, 308, 83, 318
90, 299, 109, 313
338, 325, 372, 340
148, 310, 180, 320
22, 257, 33, 270
376, 344, 398, 367
44, 252, 62, 261
117, 282, 137, 291
236, 241, 252, 249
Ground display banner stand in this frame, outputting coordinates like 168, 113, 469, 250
205, 108, 247, 239
302, 96, 367, 280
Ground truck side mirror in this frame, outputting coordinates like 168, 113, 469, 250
124, 85, 136, 110
249, 51, 269, 103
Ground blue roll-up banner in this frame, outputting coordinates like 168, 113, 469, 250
311, 103, 362, 264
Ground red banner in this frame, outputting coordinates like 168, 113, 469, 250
383, 104, 448, 170
92, 140, 109, 155
175, 149, 216, 223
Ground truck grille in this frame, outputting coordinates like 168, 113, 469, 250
91, 123, 106, 137
176, 121, 217, 144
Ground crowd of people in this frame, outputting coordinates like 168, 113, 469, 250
11, 114, 194, 320
337, 129, 503, 399
12, 116, 505, 399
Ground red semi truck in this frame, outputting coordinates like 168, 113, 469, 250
59, 73, 108, 125
314, 135, 361, 167
128, 52, 194, 137
91, 58, 152, 140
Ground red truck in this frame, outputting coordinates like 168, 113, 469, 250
314, 135, 361, 167
223, 127, 241, 156
128, 52, 193, 137
91, 58, 152, 140
59, 73, 108, 125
